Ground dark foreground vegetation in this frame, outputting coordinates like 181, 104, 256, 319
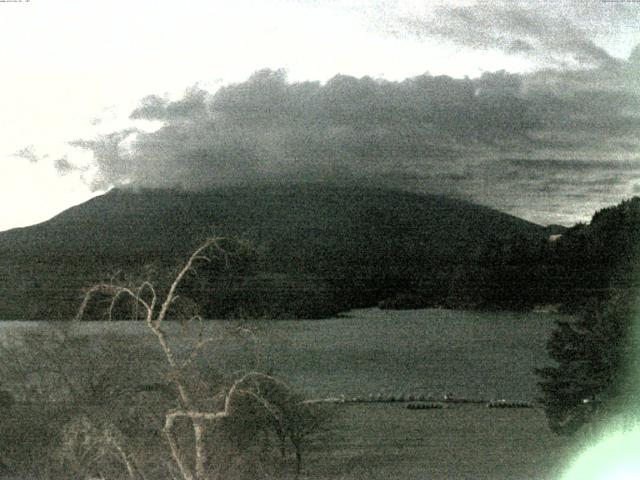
306, 403, 574, 480
0, 400, 575, 480
0, 378, 329, 479
481, 196, 640, 312
537, 289, 640, 436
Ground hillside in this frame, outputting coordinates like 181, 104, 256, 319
545, 196, 640, 307
0, 183, 546, 319
471, 196, 640, 313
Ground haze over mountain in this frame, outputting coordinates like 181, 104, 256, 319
0, 183, 546, 320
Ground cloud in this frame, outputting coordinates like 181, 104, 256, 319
396, 4, 621, 68
54, 156, 75, 176
507, 159, 640, 173
13, 146, 42, 164
72, 49, 640, 225
129, 95, 167, 121
70, 129, 139, 187
75, 69, 538, 190
130, 87, 209, 121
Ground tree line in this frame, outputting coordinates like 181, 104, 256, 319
534, 197, 640, 435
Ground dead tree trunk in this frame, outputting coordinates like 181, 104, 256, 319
76, 238, 287, 480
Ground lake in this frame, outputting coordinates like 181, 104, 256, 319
0, 307, 566, 402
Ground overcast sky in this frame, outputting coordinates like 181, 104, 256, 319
1, 0, 639, 231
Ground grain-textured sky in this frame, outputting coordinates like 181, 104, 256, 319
1, 0, 639, 230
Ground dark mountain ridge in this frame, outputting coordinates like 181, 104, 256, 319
0, 183, 546, 319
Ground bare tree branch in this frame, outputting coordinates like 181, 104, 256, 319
76, 284, 152, 322
73, 238, 309, 480
156, 238, 223, 327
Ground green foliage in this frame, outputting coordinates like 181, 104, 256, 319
544, 197, 640, 309
537, 292, 637, 435
474, 196, 640, 312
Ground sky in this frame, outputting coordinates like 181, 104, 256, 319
1, 0, 639, 231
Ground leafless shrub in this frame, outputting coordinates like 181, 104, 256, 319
73, 237, 327, 480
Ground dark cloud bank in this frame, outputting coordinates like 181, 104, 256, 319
72, 47, 640, 226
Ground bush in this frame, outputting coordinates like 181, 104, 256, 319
537, 292, 637, 434
406, 403, 444, 410
486, 400, 533, 409
210, 376, 330, 475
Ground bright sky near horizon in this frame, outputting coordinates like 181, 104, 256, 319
1, 0, 639, 231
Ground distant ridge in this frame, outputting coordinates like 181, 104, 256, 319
0, 183, 546, 320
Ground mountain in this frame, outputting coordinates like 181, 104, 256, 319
0, 183, 546, 320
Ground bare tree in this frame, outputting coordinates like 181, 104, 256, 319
75, 238, 297, 480
60, 415, 140, 480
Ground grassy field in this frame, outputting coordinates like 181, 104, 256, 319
30, 307, 566, 402
0, 401, 579, 480
258, 308, 563, 402
302, 403, 576, 480
0, 308, 575, 479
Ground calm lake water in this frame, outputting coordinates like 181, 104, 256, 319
0, 308, 566, 402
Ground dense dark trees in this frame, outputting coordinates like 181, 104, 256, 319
535, 197, 640, 435
470, 197, 640, 313
536, 292, 638, 435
